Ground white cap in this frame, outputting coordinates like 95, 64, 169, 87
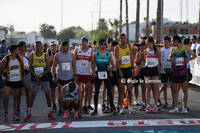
50, 41, 58, 46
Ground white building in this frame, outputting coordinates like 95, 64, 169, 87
122, 22, 146, 42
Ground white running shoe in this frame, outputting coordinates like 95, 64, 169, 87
119, 108, 125, 114
182, 107, 189, 113
169, 107, 179, 113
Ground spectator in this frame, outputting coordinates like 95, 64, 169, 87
0, 40, 8, 60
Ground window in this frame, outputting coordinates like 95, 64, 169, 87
180, 29, 188, 34
168, 29, 177, 36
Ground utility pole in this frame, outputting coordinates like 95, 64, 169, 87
186, 0, 189, 22
61, 0, 63, 31
99, 0, 102, 21
180, 0, 183, 23
198, 0, 200, 37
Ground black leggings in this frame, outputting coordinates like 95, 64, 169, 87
94, 78, 115, 111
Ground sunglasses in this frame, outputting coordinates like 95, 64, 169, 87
100, 42, 106, 45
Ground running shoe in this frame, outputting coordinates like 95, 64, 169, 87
13, 113, 20, 121
103, 106, 110, 113
48, 112, 55, 120
83, 106, 89, 114
88, 105, 94, 110
145, 106, 151, 113
152, 106, 158, 113
63, 111, 69, 119
162, 103, 168, 109
139, 104, 146, 111
129, 107, 134, 114
52, 104, 57, 113
16, 110, 20, 117
116, 106, 120, 114
4, 113, 8, 122
102, 104, 106, 112
182, 107, 189, 113
91, 110, 98, 116
133, 100, 140, 106
24, 114, 32, 121
169, 107, 179, 113
58, 109, 62, 115
119, 107, 125, 114
74, 111, 79, 119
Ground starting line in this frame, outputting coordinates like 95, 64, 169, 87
0, 119, 200, 132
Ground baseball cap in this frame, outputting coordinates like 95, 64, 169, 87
50, 41, 58, 46
81, 37, 88, 42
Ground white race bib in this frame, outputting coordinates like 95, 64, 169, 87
62, 63, 71, 71
34, 67, 44, 76
98, 71, 108, 79
146, 58, 158, 67
10, 70, 20, 81
175, 57, 184, 66
80, 60, 88, 68
121, 56, 130, 64
162, 61, 172, 69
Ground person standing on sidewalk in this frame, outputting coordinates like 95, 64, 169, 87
74, 37, 93, 114
1, 45, 24, 121
91, 40, 116, 115
52, 41, 76, 116
24, 41, 55, 121
158, 36, 173, 108
169, 35, 193, 113
143, 36, 161, 113
115, 33, 135, 114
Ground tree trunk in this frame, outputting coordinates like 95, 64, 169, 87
146, 0, 150, 37
125, 0, 129, 40
156, 0, 162, 43
119, 0, 123, 36
135, 0, 140, 43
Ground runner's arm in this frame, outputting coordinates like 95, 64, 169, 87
73, 49, 78, 75
109, 52, 114, 72
29, 53, 35, 76
91, 51, 96, 74
115, 46, 120, 70
1, 57, 7, 77
42, 53, 50, 77
52, 53, 58, 78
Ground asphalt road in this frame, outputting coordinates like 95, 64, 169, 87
0, 83, 200, 133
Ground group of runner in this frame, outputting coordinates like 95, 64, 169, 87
0, 33, 196, 122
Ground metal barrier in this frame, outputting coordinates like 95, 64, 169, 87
190, 56, 200, 86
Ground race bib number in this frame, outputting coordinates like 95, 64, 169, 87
162, 61, 172, 69
98, 71, 108, 79
80, 60, 88, 68
146, 58, 158, 67
34, 67, 44, 76
175, 57, 184, 66
10, 70, 20, 81
121, 56, 130, 64
62, 63, 70, 71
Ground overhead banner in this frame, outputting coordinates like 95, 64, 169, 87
190, 57, 200, 86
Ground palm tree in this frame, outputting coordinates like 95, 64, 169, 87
146, 0, 150, 37
119, 0, 123, 36
135, 0, 140, 43
125, 0, 129, 40
109, 19, 119, 40
156, 0, 162, 43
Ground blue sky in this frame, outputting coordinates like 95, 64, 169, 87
0, 0, 199, 32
